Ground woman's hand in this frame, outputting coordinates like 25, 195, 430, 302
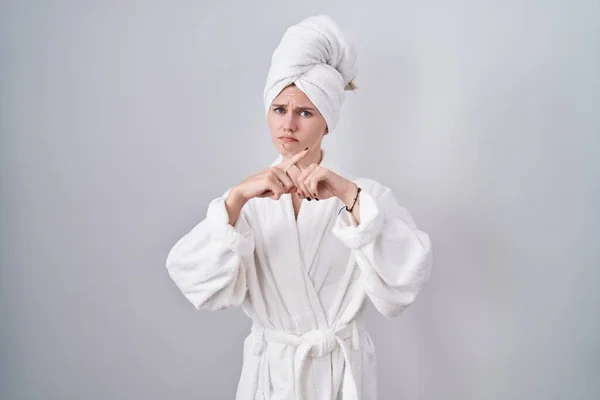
292, 163, 358, 206
290, 164, 361, 222
231, 148, 310, 202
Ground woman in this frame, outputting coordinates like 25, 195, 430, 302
166, 15, 433, 400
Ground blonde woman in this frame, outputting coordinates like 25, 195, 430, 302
166, 15, 433, 400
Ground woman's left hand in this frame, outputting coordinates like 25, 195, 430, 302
290, 163, 358, 205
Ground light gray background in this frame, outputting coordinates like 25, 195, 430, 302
1, 1, 599, 399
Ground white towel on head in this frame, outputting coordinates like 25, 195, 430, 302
263, 15, 358, 133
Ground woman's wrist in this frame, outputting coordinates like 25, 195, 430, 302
225, 187, 249, 226
228, 186, 250, 205
337, 181, 359, 207
229, 185, 244, 200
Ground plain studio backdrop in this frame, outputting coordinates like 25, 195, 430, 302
1, 1, 598, 399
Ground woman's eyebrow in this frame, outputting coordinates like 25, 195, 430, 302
271, 104, 317, 111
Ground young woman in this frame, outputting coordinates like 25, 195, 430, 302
166, 15, 433, 400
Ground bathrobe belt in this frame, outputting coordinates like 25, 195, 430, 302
251, 321, 363, 400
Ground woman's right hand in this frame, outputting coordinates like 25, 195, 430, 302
232, 148, 310, 201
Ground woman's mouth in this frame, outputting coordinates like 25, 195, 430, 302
279, 136, 299, 143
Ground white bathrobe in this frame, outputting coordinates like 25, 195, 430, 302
166, 153, 433, 400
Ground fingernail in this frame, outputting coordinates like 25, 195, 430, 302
304, 147, 309, 150
313, 193, 318, 197
306, 197, 311, 201
315, 198, 319, 201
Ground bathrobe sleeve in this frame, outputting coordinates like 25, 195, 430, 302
332, 179, 433, 318
165, 189, 255, 311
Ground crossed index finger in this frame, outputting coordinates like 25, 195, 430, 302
277, 147, 310, 173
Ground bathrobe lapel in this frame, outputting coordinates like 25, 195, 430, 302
268, 151, 343, 329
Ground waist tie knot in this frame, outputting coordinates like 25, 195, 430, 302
251, 322, 362, 400
301, 329, 337, 358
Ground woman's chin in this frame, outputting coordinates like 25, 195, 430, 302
279, 141, 303, 154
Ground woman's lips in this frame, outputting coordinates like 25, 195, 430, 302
279, 137, 299, 143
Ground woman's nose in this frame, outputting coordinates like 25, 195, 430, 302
282, 113, 297, 132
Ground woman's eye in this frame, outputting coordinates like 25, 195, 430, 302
300, 111, 312, 117
274, 107, 285, 114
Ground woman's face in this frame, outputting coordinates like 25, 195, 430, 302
267, 84, 328, 157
